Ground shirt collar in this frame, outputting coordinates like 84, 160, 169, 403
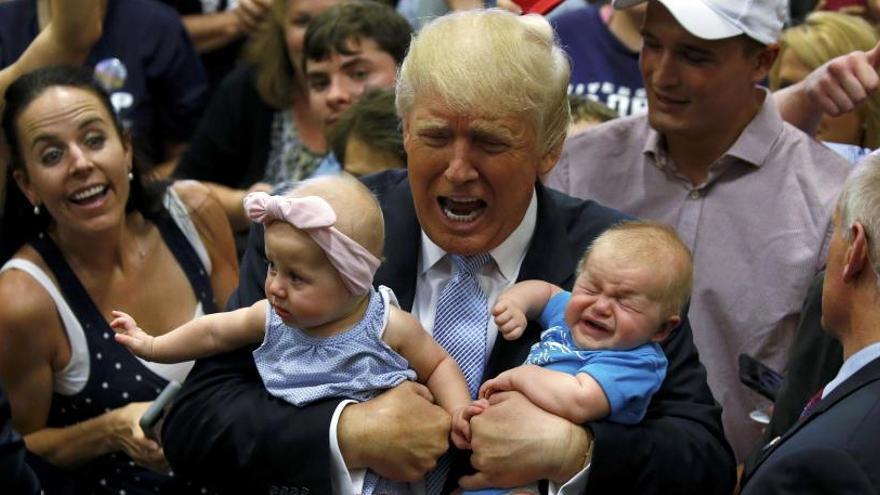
419, 189, 538, 283
643, 87, 783, 171
822, 341, 880, 399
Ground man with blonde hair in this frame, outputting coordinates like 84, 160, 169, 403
164, 10, 733, 495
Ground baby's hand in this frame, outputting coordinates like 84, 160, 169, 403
478, 370, 516, 400
450, 399, 489, 450
492, 299, 527, 341
110, 311, 155, 360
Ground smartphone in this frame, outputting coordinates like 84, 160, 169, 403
139, 381, 181, 443
738, 354, 784, 401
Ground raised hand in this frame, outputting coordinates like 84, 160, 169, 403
492, 299, 527, 341
804, 40, 880, 116
110, 310, 155, 360
233, 0, 271, 34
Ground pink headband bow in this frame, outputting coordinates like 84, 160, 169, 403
243, 192, 381, 296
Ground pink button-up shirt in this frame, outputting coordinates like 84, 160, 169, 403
547, 92, 851, 461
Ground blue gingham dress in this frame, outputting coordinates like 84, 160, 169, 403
253, 286, 417, 406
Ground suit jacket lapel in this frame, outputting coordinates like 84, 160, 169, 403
744, 355, 880, 484
517, 184, 580, 287
483, 183, 581, 380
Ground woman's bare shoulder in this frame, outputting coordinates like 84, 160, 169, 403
0, 247, 63, 350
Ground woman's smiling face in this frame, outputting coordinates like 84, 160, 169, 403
13, 85, 132, 236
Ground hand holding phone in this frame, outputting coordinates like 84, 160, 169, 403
738, 354, 784, 401
139, 381, 181, 444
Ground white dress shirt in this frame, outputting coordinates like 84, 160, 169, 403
822, 342, 880, 400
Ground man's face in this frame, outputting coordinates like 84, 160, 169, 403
639, 2, 771, 139
306, 38, 398, 129
403, 100, 558, 256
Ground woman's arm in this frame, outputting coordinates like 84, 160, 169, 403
172, 180, 240, 309
0, 269, 163, 471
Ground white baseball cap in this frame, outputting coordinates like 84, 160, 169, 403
612, 0, 786, 45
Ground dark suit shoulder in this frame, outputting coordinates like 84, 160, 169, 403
361, 169, 409, 200
539, 184, 633, 248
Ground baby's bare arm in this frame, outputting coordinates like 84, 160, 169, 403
112, 301, 267, 363
493, 280, 563, 340
480, 365, 610, 424
384, 307, 471, 415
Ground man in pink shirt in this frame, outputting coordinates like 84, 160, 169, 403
546, 0, 851, 462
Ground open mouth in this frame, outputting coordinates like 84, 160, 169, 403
69, 184, 109, 205
583, 318, 611, 334
653, 92, 688, 106
273, 304, 292, 320
439, 197, 486, 222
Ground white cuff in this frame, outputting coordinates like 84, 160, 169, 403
548, 440, 593, 495
329, 400, 366, 495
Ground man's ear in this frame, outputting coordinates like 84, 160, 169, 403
538, 140, 564, 177
843, 222, 869, 281
652, 314, 681, 343
752, 43, 780, 85
12, 168, 38, 207
401, 118, 412, 152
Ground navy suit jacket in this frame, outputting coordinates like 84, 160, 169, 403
162, 170, 734, 494
741, 354, 880, 494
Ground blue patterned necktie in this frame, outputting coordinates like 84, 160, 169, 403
425, 253, 492, 495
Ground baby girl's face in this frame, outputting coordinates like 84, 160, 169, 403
263, 221, 358, 335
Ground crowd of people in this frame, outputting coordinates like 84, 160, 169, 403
1, 0, 880, 494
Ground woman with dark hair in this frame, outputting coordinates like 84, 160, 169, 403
0, 66, 238, 493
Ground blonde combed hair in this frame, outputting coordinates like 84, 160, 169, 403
395, 9, 571, 156
580, 221, 694, 318
769, 11, 880, 148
